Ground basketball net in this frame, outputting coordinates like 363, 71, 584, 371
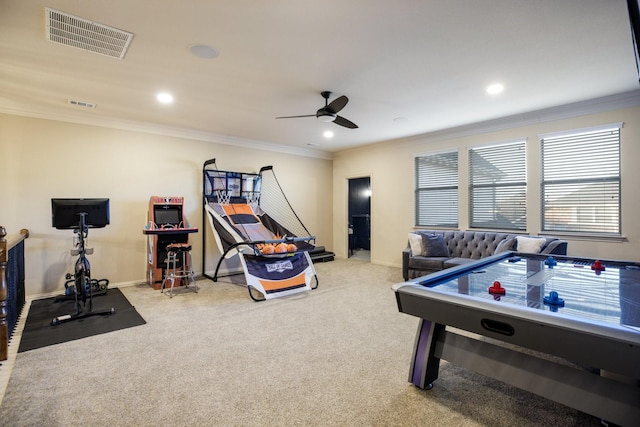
244, 191, 260, 207
216, 190, 231, 205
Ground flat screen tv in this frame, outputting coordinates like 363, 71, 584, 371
51, 198, 110, 229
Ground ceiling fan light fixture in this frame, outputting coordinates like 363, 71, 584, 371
317, 112, 336, 122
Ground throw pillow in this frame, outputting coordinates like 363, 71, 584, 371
495, 237, 516, 254
408, 233, 423, 257
516, 236, 546, 253
421, 233, 449, 257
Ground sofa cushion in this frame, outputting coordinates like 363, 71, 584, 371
408, 233, 423, 256
421, 233, 449, 257
516, 236, 546, 253
443, 231, 511, 258
539, 238, 567, 255
495, 237, 516, 254
408, 256, 448, 272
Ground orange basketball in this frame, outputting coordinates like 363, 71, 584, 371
275, 243, 289, 253
261, 245, 275, 254
287, 244, 297, 252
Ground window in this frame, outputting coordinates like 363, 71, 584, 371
469, 140, 527, 230
415, 151, 458, 227
541, 123, 621, 235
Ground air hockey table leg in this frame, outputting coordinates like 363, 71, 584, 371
409, 319, 446, 389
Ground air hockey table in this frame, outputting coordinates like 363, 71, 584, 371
393, 252, 640, 426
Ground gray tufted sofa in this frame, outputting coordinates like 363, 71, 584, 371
402, 230, 568, 281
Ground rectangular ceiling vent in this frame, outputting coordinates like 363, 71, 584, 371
45, 7, 134, 59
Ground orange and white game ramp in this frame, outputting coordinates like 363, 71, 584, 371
239, 251, 317, 300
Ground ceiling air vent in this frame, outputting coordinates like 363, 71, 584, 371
68, 99, 96, 109
45, 7, 134, 59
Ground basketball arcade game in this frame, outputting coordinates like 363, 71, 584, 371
202, 159, 320, 301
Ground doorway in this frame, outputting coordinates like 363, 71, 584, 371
348, 176, 371, 261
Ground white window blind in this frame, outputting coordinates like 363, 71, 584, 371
541, 124, 621, 234
469, 140, 527, 230
415, 151, 458, 227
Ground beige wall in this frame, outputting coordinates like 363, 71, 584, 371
333, 105, 640, 267
3, 104, 639, 296
0, 114, 333, 297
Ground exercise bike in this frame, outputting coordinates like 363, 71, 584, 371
52, 212, 115, 325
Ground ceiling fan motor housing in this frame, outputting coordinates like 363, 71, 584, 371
317, 110, 337, 122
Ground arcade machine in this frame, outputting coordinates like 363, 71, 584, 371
143, 196, 198, 290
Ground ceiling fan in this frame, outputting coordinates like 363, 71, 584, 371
276, 91, 358, 129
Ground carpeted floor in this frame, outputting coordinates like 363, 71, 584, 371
0, 259, 602, 426
349, 249, 370, 262
18, 287, 146, 353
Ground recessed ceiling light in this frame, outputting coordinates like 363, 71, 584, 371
189, 44, 219, 59
323, 130, 334, 138
486, 83, 504, 95
156, 92, 174, 104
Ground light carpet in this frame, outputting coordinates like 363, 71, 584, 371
0, 259, 600, 426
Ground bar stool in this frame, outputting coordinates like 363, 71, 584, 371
162, 243, 197, 298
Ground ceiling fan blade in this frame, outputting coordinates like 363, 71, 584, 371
275, 114, 316, 119
325, 95, 349, 114
333, 115, 358, 129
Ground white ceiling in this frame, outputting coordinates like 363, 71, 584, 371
1, 0, 638, 157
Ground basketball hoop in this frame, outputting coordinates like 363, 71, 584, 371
216, 190, 231, 205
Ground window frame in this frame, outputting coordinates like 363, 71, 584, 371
539, 123, 622, 236
468, 139, 527, 231
414, 150, 459, 228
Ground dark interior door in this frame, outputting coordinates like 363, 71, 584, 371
348, 177, 371, 251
